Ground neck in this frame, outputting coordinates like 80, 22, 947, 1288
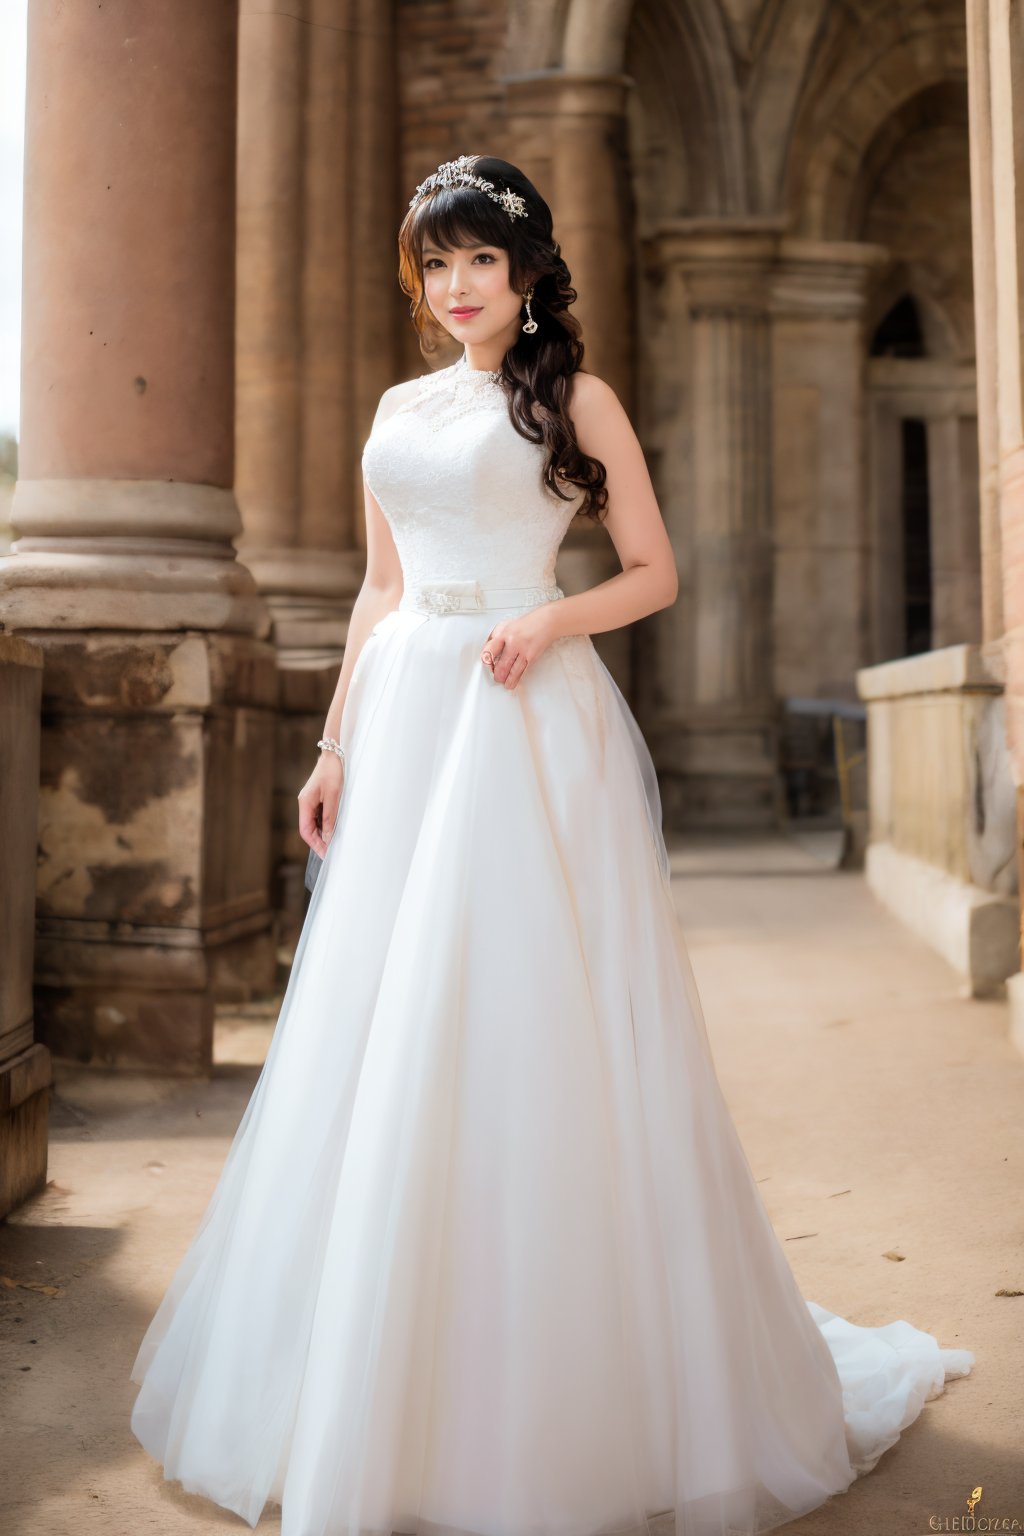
462, 348, 503, 373
461, 349, 503, 375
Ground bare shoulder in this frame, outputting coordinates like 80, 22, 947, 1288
566, 368, 612, 401
564, 369, 631, 442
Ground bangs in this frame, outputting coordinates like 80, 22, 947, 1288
411, 187, 512, 263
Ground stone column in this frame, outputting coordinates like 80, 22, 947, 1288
768, 240, 887, 696
926, 401, 983, 649
501, 70, 637, 692
965, 0, 1024, 1053
646, 222, 781, 826
235, 0, 401, 937
0, 1, 275, 1072
502, 71, 635, 405
966, 0, 1005, 648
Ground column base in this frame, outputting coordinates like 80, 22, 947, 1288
0, 1045, 52, 1218
655, 715, 784, 829
27, 628, 279, 1074
0, 479, 271, 637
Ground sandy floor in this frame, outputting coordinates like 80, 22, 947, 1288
1, 831, 1020, 1534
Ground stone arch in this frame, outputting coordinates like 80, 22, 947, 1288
505, 0, 745, 218
783, 4, 969, 238
624, 0, 747, 219
853, 79, 973, 360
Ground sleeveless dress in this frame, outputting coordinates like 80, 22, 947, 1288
128, 351, 974, 1536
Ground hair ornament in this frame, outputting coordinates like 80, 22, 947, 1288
409, 154, 528, 222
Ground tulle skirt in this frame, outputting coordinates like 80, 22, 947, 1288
129, 599, 974, 1536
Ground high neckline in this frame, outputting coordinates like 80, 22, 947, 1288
455, 352, 502, 380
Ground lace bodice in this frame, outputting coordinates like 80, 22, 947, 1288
360, 353, 585, 589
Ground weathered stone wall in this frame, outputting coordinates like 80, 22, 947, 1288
30, 633, 276, 1070
0, 636, 50, 1216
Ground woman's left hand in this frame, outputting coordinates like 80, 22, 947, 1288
481, 604, 558, 690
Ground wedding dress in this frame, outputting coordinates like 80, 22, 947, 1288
129, 351, 974, 1536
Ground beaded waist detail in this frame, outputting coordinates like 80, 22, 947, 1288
399, 578, 563, 615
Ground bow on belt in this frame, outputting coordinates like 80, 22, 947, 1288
400, 579, 564, 615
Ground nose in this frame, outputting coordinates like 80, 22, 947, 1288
448, 263, 474, 298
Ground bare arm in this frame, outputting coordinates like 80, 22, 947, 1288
297, 379, 417, 854
546, 372, 678, 639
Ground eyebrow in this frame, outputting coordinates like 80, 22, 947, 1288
421, 243, 499, 255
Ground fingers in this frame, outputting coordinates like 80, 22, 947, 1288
297, 789, 327, 857
499, 651, 530, 689
320, 784, 342, 846
298, 753, 346, 853
480, 631, 503, 673
485, 645, 529, 689
481, 628, 532, 689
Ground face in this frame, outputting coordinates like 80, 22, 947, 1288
421, 240, 524, 352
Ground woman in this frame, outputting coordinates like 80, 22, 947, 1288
129, 154, 973, 1536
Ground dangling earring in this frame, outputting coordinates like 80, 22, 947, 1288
521, 285, 538, 334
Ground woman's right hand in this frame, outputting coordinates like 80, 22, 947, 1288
297, 751, 345, 857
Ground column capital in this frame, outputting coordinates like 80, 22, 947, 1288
645, 218, 785, 313
645, 223, 892, 319
499, 69, 633, 118
770, 238, 890, 319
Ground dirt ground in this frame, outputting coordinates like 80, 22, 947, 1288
1, 830, 1020, 1535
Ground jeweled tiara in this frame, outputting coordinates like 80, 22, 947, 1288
408, 154, 528, 222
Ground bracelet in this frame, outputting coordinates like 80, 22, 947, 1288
317, 735, 347, 769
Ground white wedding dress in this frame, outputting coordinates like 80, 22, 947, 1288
129, 351, 974, 1536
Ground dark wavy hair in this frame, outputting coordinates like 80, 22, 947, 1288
397, 155, 608, 525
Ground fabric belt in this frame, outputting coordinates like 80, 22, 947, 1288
399, 579, 564, 615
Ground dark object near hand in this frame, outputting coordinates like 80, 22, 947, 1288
305, 845, 323, 893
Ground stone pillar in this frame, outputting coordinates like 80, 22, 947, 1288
0, 2, 276, 1072
647, 222, 782, 826
926, 403, 983, 649
965, 0, 1024, 1053
502, 71, 635, 405
769, 240, 886, 697
235, 0, 401, 939
0, 637, 51, 1216
966, 0, 1005, 648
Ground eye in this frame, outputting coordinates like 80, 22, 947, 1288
423, 253, 499, 270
